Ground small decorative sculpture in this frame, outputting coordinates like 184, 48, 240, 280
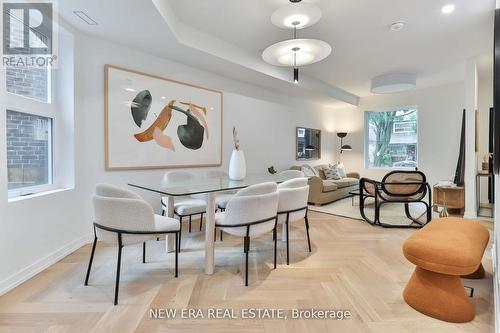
229, 126, 246, 180
233, 126, 240, 150
268, 166, 277, 174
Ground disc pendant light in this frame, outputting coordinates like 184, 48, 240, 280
262, 0, 332, 84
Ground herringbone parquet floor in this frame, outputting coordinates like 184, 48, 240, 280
0, 212, 494, 332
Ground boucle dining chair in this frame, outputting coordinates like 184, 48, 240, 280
277, 178, 311, 265
86, 183, 180, 305
161, 171, 206, 250
215, 182, 279, 286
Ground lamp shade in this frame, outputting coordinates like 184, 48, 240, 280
341, 144, 352, 151
271, 3, 322, 30
262, 38, 332, 67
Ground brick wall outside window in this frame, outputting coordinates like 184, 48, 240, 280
7, 110, 51, 190
6, 67, 49, 102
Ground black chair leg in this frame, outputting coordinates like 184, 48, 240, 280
214, 227, 217, 242
114, 235, 123, 306
285, 221, 290, 265
142, 242, 146, 263
305, 216, 311, 252
220, 229, 223, 241
200, 213, 203, 231
244, 236, 250, 286
273, 227, 277, 269
84, 236, 97, 285
178, 217, 182, 252
189, 215, 192, 233
175, 232, 179, 278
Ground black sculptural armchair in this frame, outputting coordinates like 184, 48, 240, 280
359, 170, 432, 228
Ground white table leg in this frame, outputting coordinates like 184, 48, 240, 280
166, 195, 175, 253
205, 192, 216, 274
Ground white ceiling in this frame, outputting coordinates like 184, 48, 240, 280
59, 0, 494, 106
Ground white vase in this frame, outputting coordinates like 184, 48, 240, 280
229, 149, 246, 180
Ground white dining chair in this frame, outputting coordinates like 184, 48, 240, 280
86, 183, 180, 305
277, 169, 305, 180
161, 171, 206, 250
277, 178, 311, 265
215, 182, 279, 286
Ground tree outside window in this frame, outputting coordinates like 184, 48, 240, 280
365, 109, 418, 168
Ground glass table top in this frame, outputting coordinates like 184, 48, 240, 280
128, 173, 289, 196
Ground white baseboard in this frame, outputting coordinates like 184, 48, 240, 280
463, 211, 478, 219
0, 234, 93, 296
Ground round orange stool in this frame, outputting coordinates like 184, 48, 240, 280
402, 217, 489, 323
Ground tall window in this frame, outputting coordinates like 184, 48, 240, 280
365, 109, 418, 169
3, 6, 57, 197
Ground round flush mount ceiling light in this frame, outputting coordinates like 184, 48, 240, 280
371, 73, 416, 94
262, 38, 332, 67
271, 2, 322, 29
441, 4, 455, 14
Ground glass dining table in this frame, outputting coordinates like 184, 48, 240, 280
128, 173, 287, 275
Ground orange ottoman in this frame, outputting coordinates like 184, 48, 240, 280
402, 217, 489, 323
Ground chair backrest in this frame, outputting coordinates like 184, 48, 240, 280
224, 182, 279, 236
382, 170, 426, 196
235, 182, 277, 197
162, 171, 196, 185
93, 184, 155, 237
277, 178, 309, 222
278, 169, 305, 180
96, 183, 142, 199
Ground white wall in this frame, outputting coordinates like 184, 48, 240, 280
0, 31, 338, 293
77, 34, 338, 213
331, 82, 466, 188
0, 26, 86, 294
477, 76, 494, 202
464, 60, 478, 218
477, 77, 493, 167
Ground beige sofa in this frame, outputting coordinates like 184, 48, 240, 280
291, 164, 360, 206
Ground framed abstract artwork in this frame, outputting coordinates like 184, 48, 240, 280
104, 65, 223, 170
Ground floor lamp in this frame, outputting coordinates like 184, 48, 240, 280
337, 132, 352, 161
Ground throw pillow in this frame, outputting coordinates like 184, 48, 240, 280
329, 162, 347, 178
324, 166, 342, 180
337, 162, 347, 178
301, 164, 318, 177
